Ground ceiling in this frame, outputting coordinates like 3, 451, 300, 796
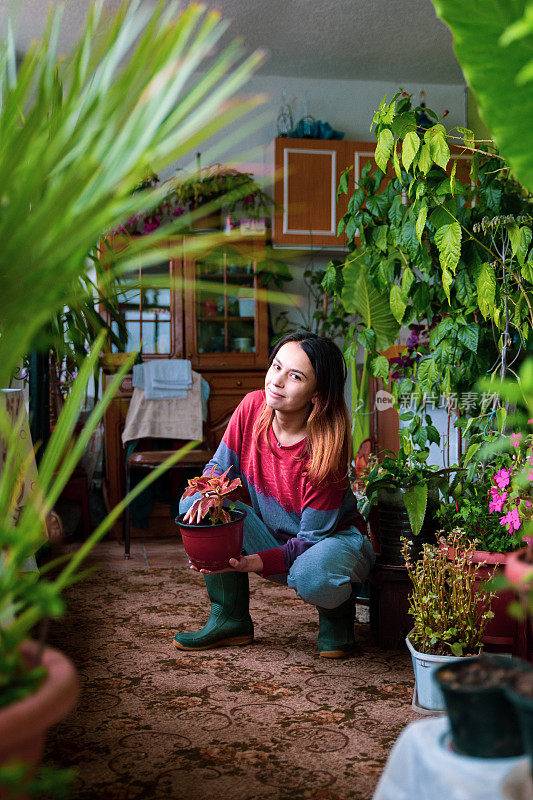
0, 0, 465, 85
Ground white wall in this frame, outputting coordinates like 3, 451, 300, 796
172, 72, 467, 188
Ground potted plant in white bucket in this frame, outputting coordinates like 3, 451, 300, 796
402, 530, 495, 711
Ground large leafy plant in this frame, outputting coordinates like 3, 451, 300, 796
322, 260, 399, 460
0, 0, 263, 710
431, 0, 533, 194
330, 92, 532, 416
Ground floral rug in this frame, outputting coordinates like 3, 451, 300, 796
45, 549, 418, 800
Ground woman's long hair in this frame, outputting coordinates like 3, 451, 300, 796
254, 331, 351, 485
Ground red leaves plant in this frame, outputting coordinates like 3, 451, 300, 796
182, 465, 242, 525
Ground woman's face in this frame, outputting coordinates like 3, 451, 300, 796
265, 341, 318, 414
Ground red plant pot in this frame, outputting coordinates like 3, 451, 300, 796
0, 641, 79, 776
176, 509, 246, 571
448, 546, 529, 653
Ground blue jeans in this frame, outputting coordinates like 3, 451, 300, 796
178, 497, 375, 610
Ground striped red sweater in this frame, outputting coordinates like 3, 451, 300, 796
201, 390, 366, 576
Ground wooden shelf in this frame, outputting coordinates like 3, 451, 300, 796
197, 316, 255, 322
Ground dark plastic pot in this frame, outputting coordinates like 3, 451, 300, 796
434, 654, 531, 758
176, 509, 246, 571
377, 486, 439, 565
506, 681, 533, 774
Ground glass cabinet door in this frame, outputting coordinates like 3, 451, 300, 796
195, 246, 257, 357
111, 261, 173, 355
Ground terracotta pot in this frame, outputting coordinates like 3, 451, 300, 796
505, 547, 533, 589
176, 509, 246, 571
0, 641, 79, 773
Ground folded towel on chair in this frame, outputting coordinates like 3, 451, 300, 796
122, 370, 205, 443
132, 360, 192, 399
147, 359, 191, 389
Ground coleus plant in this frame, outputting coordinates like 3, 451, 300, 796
182, 466, 242, 525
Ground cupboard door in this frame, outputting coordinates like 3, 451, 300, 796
273, 138, 347, 248
182, 237, 268, 371
100, 235, 183, 358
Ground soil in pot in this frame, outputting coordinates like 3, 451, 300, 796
435, 654, 531, 758
176, 508, 246, 571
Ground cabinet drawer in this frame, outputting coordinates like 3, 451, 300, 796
205, 372, 264, 395
103, 372, 134, 397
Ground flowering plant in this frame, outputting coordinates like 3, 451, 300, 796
487, 426, 533, 535
403, 529, 495, 656
182, 466, 242, 525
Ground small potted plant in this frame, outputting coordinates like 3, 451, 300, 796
176, 466, 246, 571
402, 529, 495, 711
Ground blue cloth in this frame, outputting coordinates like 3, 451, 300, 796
287, 119, 344, 140
132, 360, 192, 399
178, 496, 375, 609
148, 359, 191, 389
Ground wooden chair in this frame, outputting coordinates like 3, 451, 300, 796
123, 441, 213, 558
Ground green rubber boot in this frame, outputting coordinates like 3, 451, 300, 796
173, 572, 254, 651
316, 586, 358, 658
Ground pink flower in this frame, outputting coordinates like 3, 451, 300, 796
527, 501, 532, 508
511, 432, 522, 448
499, 508, 521, 533
528, 419, 533, 425
489, 487, 507, 514
494, 468, 512, 489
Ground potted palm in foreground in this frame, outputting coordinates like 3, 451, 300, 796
176, 467, 246, 570
0, 0, 263, 792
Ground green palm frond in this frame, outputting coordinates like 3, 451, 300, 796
0, 0, 265, 384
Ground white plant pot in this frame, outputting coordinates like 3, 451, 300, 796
406, 634, 463, 711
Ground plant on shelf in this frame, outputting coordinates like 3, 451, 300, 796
0, 0, 263, 783
114, 164, 274, 235
365, 410, 450, 537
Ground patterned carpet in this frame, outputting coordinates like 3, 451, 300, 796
44, 545, 418, 800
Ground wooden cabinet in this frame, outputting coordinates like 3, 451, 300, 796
99, 234, 269, 535
273, 138, 473, 249
273, 138, 378, 249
